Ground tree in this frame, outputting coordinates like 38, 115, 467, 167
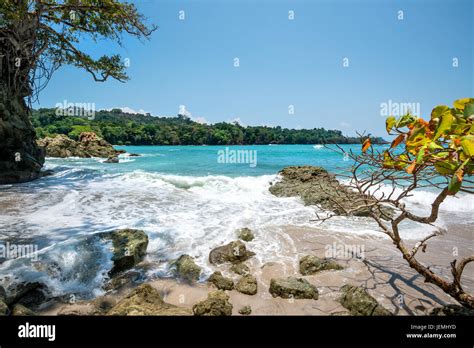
320, 98, 474, 308
0, 0, 156, 184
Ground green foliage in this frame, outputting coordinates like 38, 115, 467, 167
373, 98, 474, 195
32, 108, 385, 146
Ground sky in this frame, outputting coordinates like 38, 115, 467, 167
34, 0, 473, 137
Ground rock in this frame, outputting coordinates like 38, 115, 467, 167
209, 240, 255, 265
429, 304, 474, 316
173, 255, 202, 282
230, 263, 250, 275
98, 229, 149, 276
104, 156, 119, 163
0, 285, 6, 303
11, 304, 36, 316
238, 305, 252, 315
192, 290, 233, 316
37, 132, 118, 159
338, 285, 391, 316
0, 90, 45, 185
269, 277, 319, 300
129, 153, 141, 157
269, 166, 393, 218
0, 300, 8, 315
208, 272, 234, 290
58, 303, 104, 316
107, 284, 191, 316
237, 227, 254, 242
103, 271, 142, 292
299, 255, 344, 275
6, 282, 49, 308
235, 275, 258, 295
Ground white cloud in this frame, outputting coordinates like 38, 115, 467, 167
105, 106, 149, 115
228, 117, 245, 126
178, 105, 192, 118
339, 121, 350, 128
193, 116, 208, 124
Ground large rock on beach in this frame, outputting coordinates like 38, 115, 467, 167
173, 255, 202, 282
338, 284, 391, 316
429, 304, 474, 316
98, 229, 149, 276
299, 255, 344, 275
269, 166, 392, 218
37, 132, 118, 158
235, 275, 258, 295
236, 227, 255, 242
269, 277, 319, 300
192, 290, 233, 316
107, 284, 191, 316
208, 271, 234, 290
209, 240, 255, 265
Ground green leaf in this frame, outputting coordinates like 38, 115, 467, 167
464, 102, 474, 118
431, 105, 450, 120
433, 111, 454, 139
454, 98, 474, 110
386, 116, 396, 133
460, 136, 474, 157
448, 173, 462, 195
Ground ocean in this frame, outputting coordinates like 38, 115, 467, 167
0, 144, 472, 298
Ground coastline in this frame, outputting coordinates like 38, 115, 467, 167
38, 223, 473, 316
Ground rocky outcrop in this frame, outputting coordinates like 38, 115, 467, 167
429, 304, 474, 316
6, 282, 49, 309
236, 228, 254, 242
98, 229, 149, 276
192, 290, 233, 316
172, 255, 202, 282
37, 132, 118, 158
208, 272, 234, 290
209, 240, 255, 265
12, 304, 36, 316
338, 285, 391, 316
107, 284, 191, 316
269, 277, 319, 300
230, 263, 250, 275
0, 287, 8, 315
235, 275, 258, 295
299, 255, 344, 275
238, 305, 252, 315
269, 166, 392, 218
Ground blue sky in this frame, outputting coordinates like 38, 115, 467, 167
35, 0, 473, 137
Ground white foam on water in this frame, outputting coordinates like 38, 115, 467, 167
1, 168, 472, 297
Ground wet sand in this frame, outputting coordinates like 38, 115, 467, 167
42, 223, 474, 315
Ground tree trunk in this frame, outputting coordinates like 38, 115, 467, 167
0, 21, 45, 185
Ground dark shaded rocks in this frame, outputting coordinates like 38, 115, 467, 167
269, 277, 319, 300
429, 304, 474, 316
129, 153, 141, 157
299, 255, 344, 275
338, 284, 391, 316
172, 255, 201, 282
103, 271, 142, 292
6, 282, 49, 309
230, 263, 250, 275
104, 156, 119, 163
208, 272, 234, 290
12, 304, 36, 316
269, 166, 393, 218
192, 290, 233, 316
236, 227, 254, 242
98, 229, 149, 276
0, 89, 45, 185
238, 305, 252, 315
37, 132, 118, 158
209, 240, 255, 265
107, 284, 191, 316
0, 299, 8, 315
235, 275, 258, 295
